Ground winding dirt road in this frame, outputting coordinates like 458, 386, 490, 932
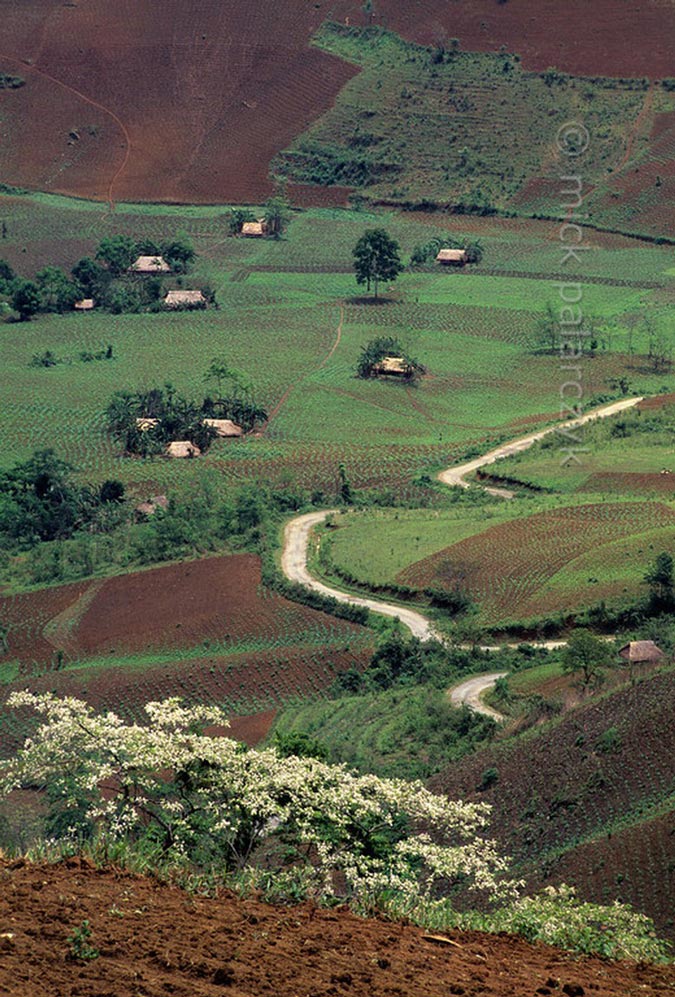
282, 511, 442, 642
448, 672, 509, 721
439, 396, 643, 497
280, 395, 647, 714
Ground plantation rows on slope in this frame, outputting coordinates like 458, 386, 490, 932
430, 669, 675, 939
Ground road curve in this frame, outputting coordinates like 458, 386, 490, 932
448, 672, 509, 721
282, 511, 442, 642
280, 396, 646, 647
439, 396, 643, 495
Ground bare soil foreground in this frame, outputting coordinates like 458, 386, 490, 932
2, 0, 674, 204
1, 859, 673, 997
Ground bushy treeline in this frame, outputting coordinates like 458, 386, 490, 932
0, 233, 210, 320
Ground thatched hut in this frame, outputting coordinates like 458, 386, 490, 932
164, 289, 206, 308
74, 298, 95, 311
436, 248, 468, 266
241, 220, 266, 237
129, 255, 171, 274
618, 640, 665, 664
166, 441, 201, 459
203, 418, 244, 437
136, 417, 160, 433
373, 356, 409, 376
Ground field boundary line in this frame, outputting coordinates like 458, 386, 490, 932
279, 396, 647, 661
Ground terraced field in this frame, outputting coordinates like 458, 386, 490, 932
0, 553, 373, 758
2, 195, 670, 501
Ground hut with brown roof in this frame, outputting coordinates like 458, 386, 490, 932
74, 298, 95, 311
129, 255, 171, 274
164, 289, 206, 309
241, 219, 266, 238
166, 441, 201, 459
618, 640, 665, 664
436, 248, 468, 266
203, 418, 244, 438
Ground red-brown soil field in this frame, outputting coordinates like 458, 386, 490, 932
0, 554, 368, 666
2, 0, 674, 205
1, 858, 673, 997
430, 670, 675, 940
0, 555, 372, 757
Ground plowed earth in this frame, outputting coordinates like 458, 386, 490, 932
2, 0, 674, 205
0, 859, 673, 997
0, 555, 365, 666
0, 555, 371, 757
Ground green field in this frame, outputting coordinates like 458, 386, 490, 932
318, 493, 675, 628
1, 192, 672, 504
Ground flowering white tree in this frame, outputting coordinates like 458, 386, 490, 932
0, 693, 519, 907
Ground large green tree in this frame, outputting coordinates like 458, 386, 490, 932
561, 630, 613, 694
11, 279, 40, 321
35, 266, 79, 313
353, 228, 403, 297
95, 234, 137, 275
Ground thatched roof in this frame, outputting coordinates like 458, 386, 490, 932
129, 255, 171, 273
375, 356, 409, 375
136, 417, 159, 432
134, 494, 168, 517
74, 298, 95, 310
241, 220, 266, 237
618, 640, 665, 663
164, 289, 206, 307
436, 248, 468, 263
203, 418, 244, 437
166, 440, 201, 458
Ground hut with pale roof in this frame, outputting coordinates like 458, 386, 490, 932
136, 417, 160, 433
618, 640, 665, 664
74, 298, 95, 311
166, 441, 201, 459
436, 248, 468, 266
164, 289, 206, 309
241, 219, 267, 238
373, 356, 410, 377
203, 418, 244, 437
129, 255, 171, 274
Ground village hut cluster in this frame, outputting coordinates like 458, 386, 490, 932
135, 416, 244, 459
74, 255, 208, 312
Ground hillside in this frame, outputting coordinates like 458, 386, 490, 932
0, 858, 673, 997
2, 1, 675, 213
430, 669, 675, 940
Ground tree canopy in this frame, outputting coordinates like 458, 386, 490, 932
353, 228, 403, 297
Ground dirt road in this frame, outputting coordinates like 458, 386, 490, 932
282, 511, 442, 642
448, 672, 509, 721
439, 396, 643, 495
280, 396, 646, 647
